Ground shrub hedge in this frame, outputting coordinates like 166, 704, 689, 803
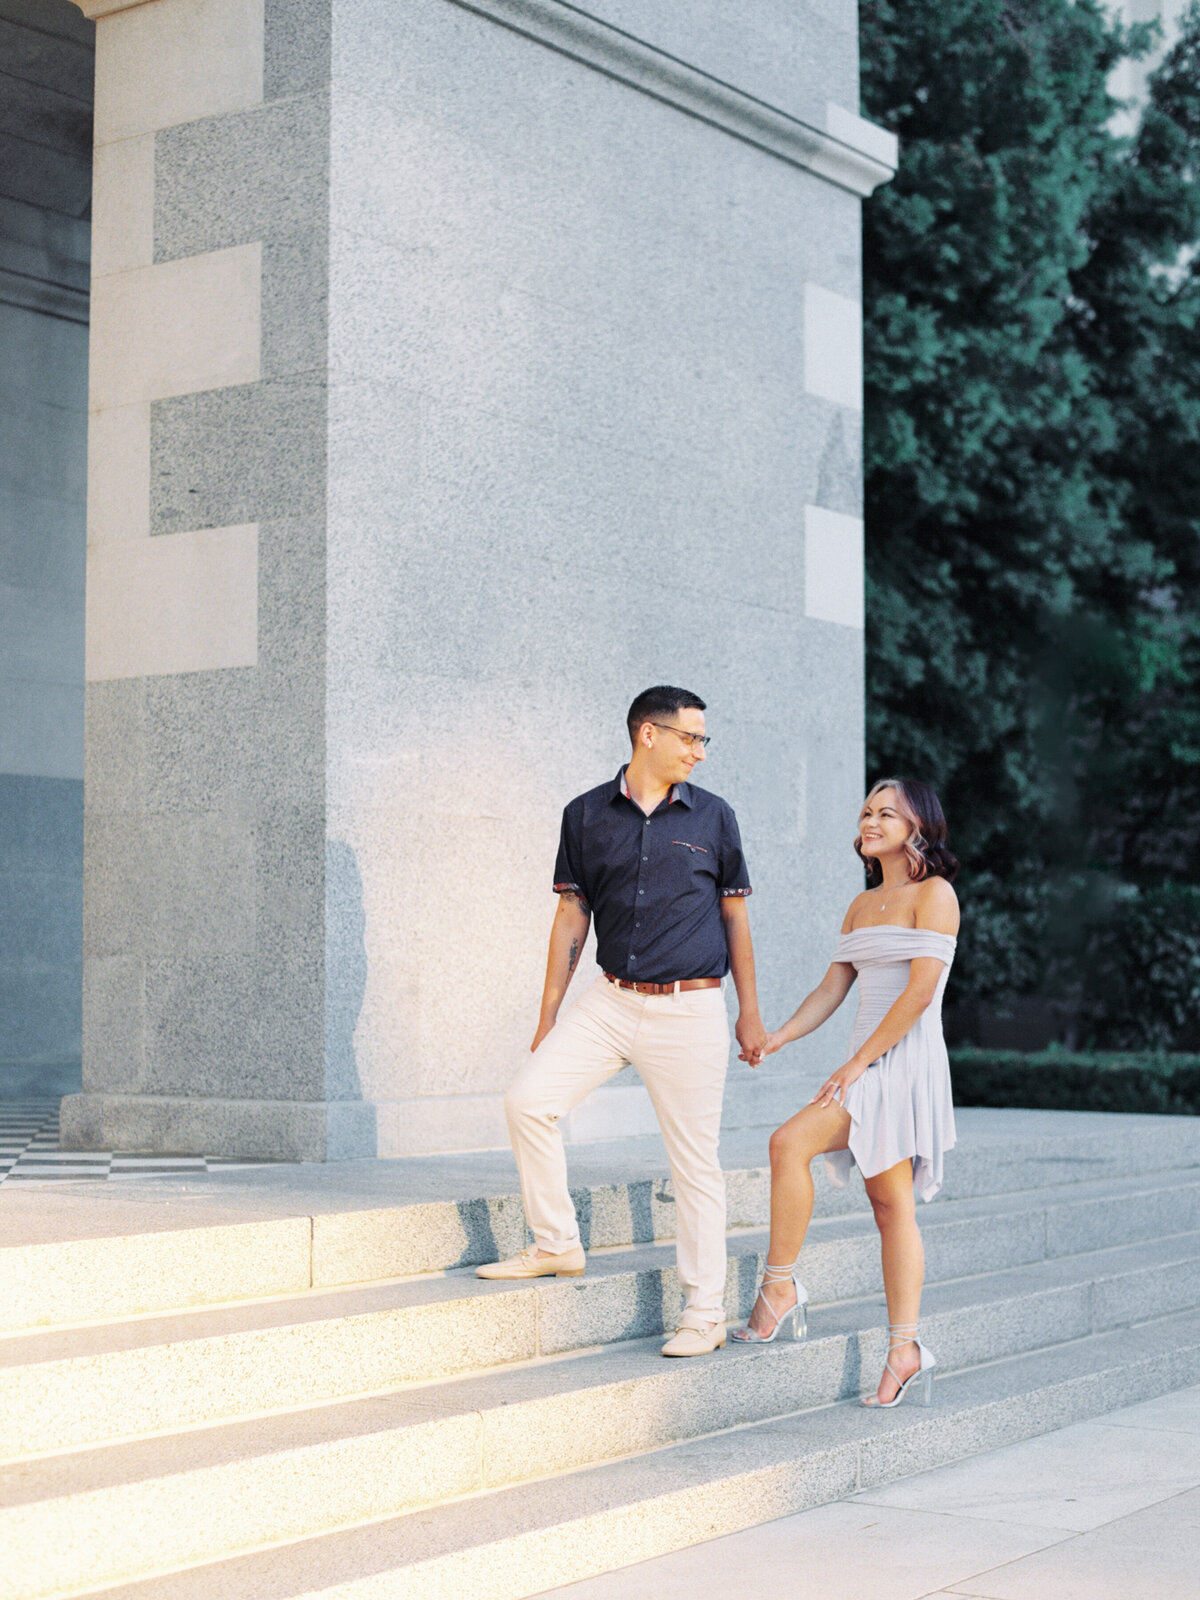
948, 1049, 1200, 1116
1078, 885, 1200, 1053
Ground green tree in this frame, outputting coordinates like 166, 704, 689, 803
860, 1, 1200, 1037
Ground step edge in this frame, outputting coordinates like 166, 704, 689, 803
8, 1274, 1200, 1509
30, 1312, 1200, 1600
6, 1157, 1200, 1346
5, 1237, 1200, 1468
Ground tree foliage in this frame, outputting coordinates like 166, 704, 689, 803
860, 0, 1200, 1039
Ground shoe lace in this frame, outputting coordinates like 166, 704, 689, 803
882, 1321, 919, 1384
753, 1257, 800, 1331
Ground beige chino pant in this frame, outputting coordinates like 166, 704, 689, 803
505, 974, 730, 1325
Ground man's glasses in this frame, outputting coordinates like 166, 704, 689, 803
650, 722, 711, 749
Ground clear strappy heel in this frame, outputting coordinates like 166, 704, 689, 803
861, 1321, 936, 1407
730, 1256, 808, 1343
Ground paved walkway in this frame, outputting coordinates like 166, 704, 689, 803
0, 1101, 269, 1183
541, 1384, 1200, 1600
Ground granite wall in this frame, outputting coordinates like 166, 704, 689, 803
62, 0, 891, 1157
323, 0, 885, 1153
62, 0, 374, 1159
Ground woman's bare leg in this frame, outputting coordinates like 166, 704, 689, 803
863, 1158, 924, 1402
744, 1100, 850, 1336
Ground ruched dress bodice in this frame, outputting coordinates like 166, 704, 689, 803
824, 925, 957, 1202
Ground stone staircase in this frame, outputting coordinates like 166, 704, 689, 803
4, 1115, 1200, 1600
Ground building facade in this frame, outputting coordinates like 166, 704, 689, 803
0, 0, 91, 1098
3, 0, 894, 1159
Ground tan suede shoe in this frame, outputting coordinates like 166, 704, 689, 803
661, 1321, 727, 1357
475, 1245, 586, 1279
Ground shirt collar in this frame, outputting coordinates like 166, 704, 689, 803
614, 766, 692, 808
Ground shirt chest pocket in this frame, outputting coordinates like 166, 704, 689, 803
664, 838, 717, 890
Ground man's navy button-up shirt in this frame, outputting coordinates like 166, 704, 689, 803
553, 768, 752, 982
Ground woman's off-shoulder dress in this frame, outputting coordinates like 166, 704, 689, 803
824, 925, 957, 1202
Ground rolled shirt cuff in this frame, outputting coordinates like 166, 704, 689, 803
553, 882, 591, 909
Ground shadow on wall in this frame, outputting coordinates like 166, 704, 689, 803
325, 839, 369, 1104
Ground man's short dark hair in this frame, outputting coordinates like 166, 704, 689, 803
626, 685, 706, 745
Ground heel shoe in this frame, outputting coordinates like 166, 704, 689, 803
861, 1322, 936, 1407
730, 1256, 808, 1343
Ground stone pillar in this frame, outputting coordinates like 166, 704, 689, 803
60, 0, 368, 1159
64, 0, 893, 1159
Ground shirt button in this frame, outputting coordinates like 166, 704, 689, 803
630, 955, 637, 963
635, 921, 641, 928
642, 855, 648, 861
644, 820, 650, 827
638, 889, 644, 895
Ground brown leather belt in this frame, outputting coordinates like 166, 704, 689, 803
604, 972, 721, 995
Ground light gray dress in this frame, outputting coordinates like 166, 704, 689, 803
824, 925, 957, 1202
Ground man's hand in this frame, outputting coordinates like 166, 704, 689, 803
735, 1011, 768, 1067
722, 896, 766, 1065
738, 1027, 785, 1065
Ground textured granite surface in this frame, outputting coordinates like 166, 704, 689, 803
5, 1105, 1200, 1598
324, 0, 866, 1133
80, 0, 873, 1157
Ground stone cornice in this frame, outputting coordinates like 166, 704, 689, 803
444, 0, 898, 195
69, 0, 898, 195
69, 0, 157, 16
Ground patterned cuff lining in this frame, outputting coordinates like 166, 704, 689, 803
554, 882, 591, 909
720, 886, 753, 898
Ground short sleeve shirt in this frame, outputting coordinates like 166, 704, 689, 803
553, 768, 752, 982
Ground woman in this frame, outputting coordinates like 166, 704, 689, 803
731, 777, 959, 1409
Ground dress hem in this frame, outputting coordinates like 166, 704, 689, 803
825, 1137, 956, 1203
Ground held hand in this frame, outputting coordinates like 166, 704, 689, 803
811, 1057, 868, 1110
739, 1028, 786, 1066
735, 1013, 769, 1068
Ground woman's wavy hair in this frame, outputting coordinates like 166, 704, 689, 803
854, 776, 959, 887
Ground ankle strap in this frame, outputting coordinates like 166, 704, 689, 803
887, 1321, 918, 1346
762, 1258, 800, 1281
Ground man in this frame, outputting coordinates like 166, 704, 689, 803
477, 686, 768, 1357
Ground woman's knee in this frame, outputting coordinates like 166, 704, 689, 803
868, 1189, 915, 1232
769, 1121, 813, 1170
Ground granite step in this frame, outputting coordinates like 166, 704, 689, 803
3, 1231, 1198, 1599
4, 1168, 1198, 1458
5, 1115, 1200, 1332
34, 1307, 1200, 1600
291, 1113, 1200, 1282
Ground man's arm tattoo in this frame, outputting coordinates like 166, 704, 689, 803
567, 936, 580, 976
